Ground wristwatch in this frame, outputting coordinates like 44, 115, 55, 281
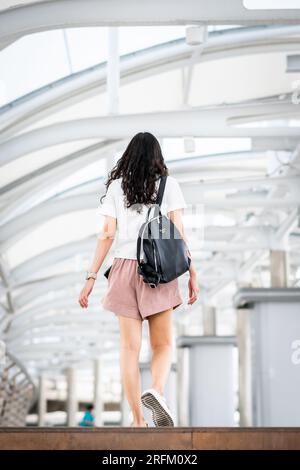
86, 271, 97, 281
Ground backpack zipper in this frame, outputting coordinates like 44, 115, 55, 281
153, 241, 158, 272
140, 215, 161, 261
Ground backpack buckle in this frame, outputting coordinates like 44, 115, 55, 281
149, 282, 157, 288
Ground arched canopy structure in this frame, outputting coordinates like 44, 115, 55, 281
0, 2, 300, 392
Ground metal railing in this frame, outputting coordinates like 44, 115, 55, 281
0, 348, 37, 426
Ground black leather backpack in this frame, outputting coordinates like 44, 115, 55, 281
136, 176, 191, 288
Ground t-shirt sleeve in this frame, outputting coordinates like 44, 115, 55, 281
99, 181, 117, 218
166, 176, 187, 212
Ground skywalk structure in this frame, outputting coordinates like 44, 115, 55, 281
1, 0, 300, 449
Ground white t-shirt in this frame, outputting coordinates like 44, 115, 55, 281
99, 175, 187, 259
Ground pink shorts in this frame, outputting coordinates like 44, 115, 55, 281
101, 258, 183, 321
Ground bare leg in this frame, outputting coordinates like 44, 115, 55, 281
118, 316, 147, 427
148, 308, 173, 396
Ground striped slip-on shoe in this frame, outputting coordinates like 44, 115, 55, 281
141, 388, 174, 427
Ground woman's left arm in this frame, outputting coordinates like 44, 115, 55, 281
168, 209, 199, 305
78, 215, 116, 309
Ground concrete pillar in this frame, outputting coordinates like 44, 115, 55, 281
140, 362, 178, 426
176, 323, 189, 426
107, 27, 119, 115
270, 250, 289, 287
0, 340, 5, 368
38, 373, 47, 427
120, 385, 131, 426
176, 346, 189, 426
234, 288, 300, 426
203, 305, 216, 336
93, 358, 103, 426
237, 309, 253, 426
177, 336, 236, 426
66, 367, 77, 427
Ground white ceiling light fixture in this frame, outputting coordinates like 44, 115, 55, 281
186, 26, 208, 46
286, 54, 300, 73
184, 137, 196, 153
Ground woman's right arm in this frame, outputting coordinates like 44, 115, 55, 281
78, 215, 116, 309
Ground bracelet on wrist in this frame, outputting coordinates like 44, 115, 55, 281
86, 271, 97, 281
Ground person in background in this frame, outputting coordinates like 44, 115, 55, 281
79, 404, 95, 427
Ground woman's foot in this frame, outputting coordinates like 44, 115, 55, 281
141, 388, 174, 427
130, 419, 148, 427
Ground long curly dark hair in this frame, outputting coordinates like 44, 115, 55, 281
100, 132, 168, 213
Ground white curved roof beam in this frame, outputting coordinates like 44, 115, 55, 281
10, 346, 114, 360
206, 200, 300, 299
177, 166, 266, 184
169, 150, 269, 173
9, 339, 117, 354
9, 310, 116, 331
3, 255, 231, 313
8, 348, 120, 366
2, 148, 267, 200
1, 25, 300, 137
1, 161, 267, 232
14, 237, 300, 293
10, 272, 102, 309
9, 234, 295, 312
6, 328, 119, 348
3, 310, 115, 336
1, 172, 300, 251
1, 0, 300, 50
0, 139, 122, 224
11, 349, 117, 364
7, 333, 120, 352
0, 139, 111, 199
11, 235, 97, 283
1, 102, 299, 169
21, 360, 118, 374
1, 148, 268, 227
6, 289, 105, 316
1, 255, 242, 309
206, 250, 269, 300
197, 155, 300, 299
10, 298, 112, 317
11, 222, 275, 284
8, 315, 157, 350
252, 137, 299, 152
7, 326, 118, 346
1, 190, 298, 254
0, 194, 96, 250
7, 316, 117, 331
205, 228, 300, 295
7, 236, 299, 312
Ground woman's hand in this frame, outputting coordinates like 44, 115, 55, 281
188, 273, 200, 305
79, 279, 95, 308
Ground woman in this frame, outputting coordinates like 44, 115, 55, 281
78, 132, 199, 427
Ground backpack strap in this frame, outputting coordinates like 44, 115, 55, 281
156, 175, 167, 207
136, 226, 143, 267
146, 175, 167, 221
137, 176, 167, 266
